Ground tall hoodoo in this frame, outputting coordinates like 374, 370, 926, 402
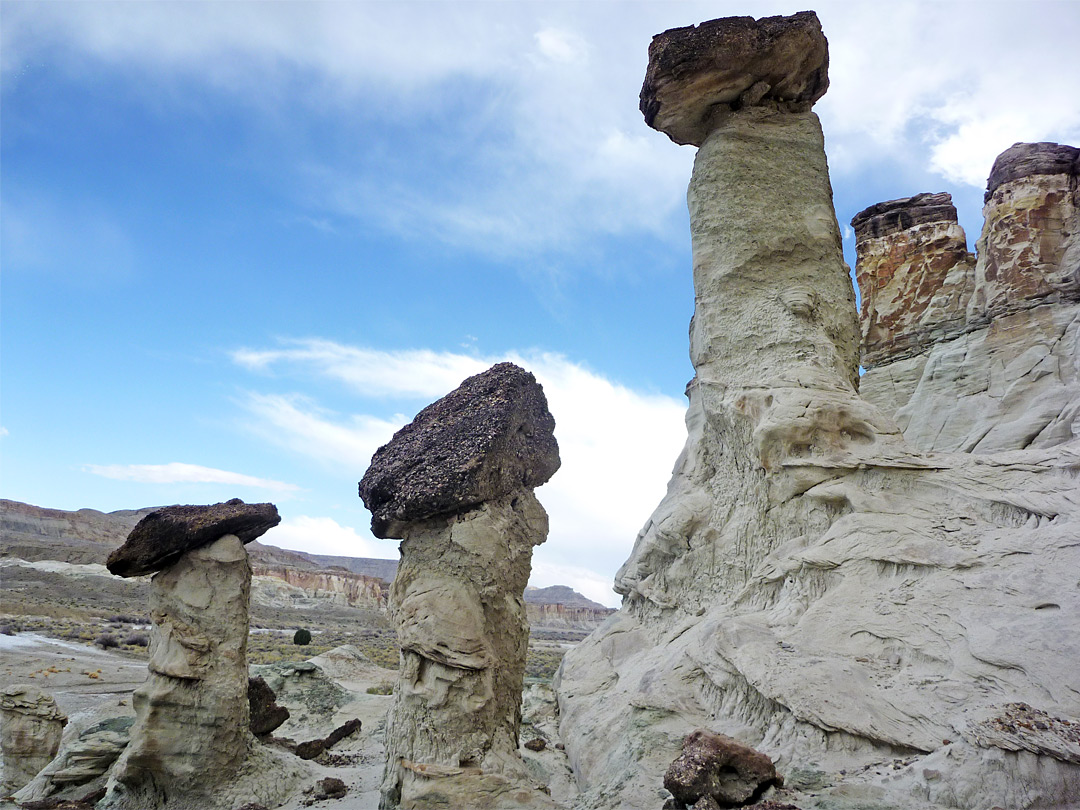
556, 13, 1080, 810
360, 362, 561, 810
101, 499, 306, 810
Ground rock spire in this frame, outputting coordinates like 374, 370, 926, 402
361, 362, 561, 810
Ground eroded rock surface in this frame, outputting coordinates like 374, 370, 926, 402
1, 685, 67, 792
556, 14, 1080, 810
102, 532, 307, 809
107, 498, 280, 577
363, 363, 560, 809
858, 142, 1080, 453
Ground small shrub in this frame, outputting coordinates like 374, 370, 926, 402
95, 633, 120, 650
123, 632, 150, 647
292, 628, 312, 646
366, 683, 394, 696
0, 624, 17, 636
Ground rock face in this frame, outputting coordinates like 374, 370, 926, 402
555, 14, 1080, 810
251, 562, 385, 610
361, 363, 560, 809
858, 142, 1080, 453
852, 192, 976, 366
1, 685, 68, 792
13, 716, 134, 804
663, 730, 780, 808
359, 362, 560, 539
103, 524, 307, 809
107, 499, 280, 577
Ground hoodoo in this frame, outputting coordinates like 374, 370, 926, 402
360, 362, 561, 810
556, 12, 1080, 810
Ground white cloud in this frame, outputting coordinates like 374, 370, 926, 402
85, 462, 300, 493
264, 515, 389, 559
237, 392, 407, 471
0, 427, 8, 439
233, 341, 687, 595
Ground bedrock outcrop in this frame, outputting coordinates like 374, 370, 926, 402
1, 685, 67, 792
360, 362, 561, 810
858, 141, 1079, 453
102, 503, 307, 810
555, 13, 1080, 810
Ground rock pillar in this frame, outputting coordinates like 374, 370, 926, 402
101, 499, 306, 810
0, 685, 67, 792
359, 362, 560, 810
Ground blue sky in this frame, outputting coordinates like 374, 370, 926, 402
3, 1, 1078, 606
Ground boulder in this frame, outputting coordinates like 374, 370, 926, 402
640, 11, 828, 146
358, 362, 560, 539
248, 676, 290, 737
664, 730, 780, 807
0, 685, 67, 792
13, 716, 133, 804
106, 498, 280, 577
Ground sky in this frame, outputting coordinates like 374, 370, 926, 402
3, 1, 1078, 607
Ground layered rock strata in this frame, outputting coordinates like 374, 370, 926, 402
556, 13, 1080, 810
102, 500, 307, 810
1, 685, 67, 792
359, 362, 561, 810
858, 142, 1080, 453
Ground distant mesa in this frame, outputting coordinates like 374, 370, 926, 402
106, 498, 280, 577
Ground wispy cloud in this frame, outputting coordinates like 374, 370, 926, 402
85, 462, 300, 493
233, 340, 687, 592
264, 515, 390, 559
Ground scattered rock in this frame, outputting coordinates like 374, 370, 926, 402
524, 737, 547, 752
1, 685, 67, 792
313, 777, 347, 800
358, 362, 560, 538
664, 730, 780, 808
248, 675, 290, 737
323, 718, 362, 748
107, 498, 280, 577
640, 11, 828, 146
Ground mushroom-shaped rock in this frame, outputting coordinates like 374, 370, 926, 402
358, 361, 560, 538
107, 498, 280, 577
663, 729, 781, 808
641, 11, 828, 146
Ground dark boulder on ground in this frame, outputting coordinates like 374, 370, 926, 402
248, 676, 290, 737
664, 729, 781, 808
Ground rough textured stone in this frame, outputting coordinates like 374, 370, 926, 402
13, 717, 133, 804
857, 141, 1080, 452
313, 777, 347, 800
555, 18, 1080, 810
664, 729, 780, 807
107, 498, 280, 577
851, 193, 976, 367
640, 12, 828, 146
1, 685, 68, 792
101, 534, 308, 810
248, 676, 290, 737
358, 362, 559, 539
380, 492, 558, 810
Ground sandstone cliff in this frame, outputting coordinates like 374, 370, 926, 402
555, 14, 1080, 810
857, 142, 1080, 454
